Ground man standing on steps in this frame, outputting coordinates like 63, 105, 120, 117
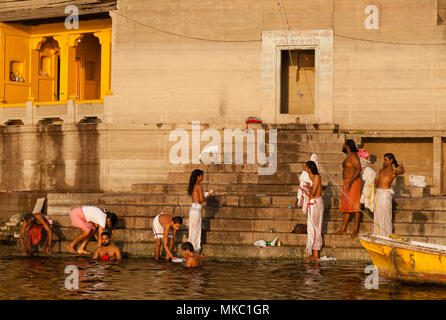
304, 161, 324, 262
188, 169, 213, 253
335, 140, 362, 238
374, 153, 405, 237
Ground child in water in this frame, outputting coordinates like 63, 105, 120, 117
181, 242, 204, 267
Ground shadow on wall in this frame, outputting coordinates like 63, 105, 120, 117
44, 124, 101, 192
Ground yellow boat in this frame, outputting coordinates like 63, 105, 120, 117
359, 234, 446, 284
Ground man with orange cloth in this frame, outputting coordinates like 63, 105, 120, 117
335, 139, 362, 238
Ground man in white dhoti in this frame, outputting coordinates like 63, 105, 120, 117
374, 153, 405, 237
303, 161, 324, 261
188, 169, 214, 253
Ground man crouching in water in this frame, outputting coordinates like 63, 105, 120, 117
20, 213, 52, 256
93, 232, 121, 261
181, 242, 203, 267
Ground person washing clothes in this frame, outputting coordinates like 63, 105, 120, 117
188, 169, 213, 253
181, 242, 204, 267
357, 149, 376, 213
67, 206, 117, 255
20, 213, 52, 256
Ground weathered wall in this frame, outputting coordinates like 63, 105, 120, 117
107, 0, 333, 125
334, 0, 446, 130
363, 137, 434, 186
107, 0, 446, 129
0, 191, 45, 223
0, 124, 185, 193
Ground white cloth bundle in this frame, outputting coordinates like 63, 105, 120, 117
297, 170, 312, 215
360, 166, 376, 212
409, 175, 427, 187
254, 240, 267, 247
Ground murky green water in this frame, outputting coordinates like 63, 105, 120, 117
1, 245, 446, 300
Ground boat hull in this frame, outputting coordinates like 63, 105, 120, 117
359, 235, 446, 285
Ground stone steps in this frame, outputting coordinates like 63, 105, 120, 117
44, 240, 370, 261
181, 162, 342, 174
41, 189, 446, 262
46, 203, 446, 224
46, 192, 446, 216
276, 133, 346, 144
46, 214, 446, 238
166, 172, 343, 185
130, 182, 343, 195
204, 231, 446, 247
44, 228, 446, 262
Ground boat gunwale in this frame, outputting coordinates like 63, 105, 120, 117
359, 234, 446, 256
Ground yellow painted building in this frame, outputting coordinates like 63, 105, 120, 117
0, 18, 111, 108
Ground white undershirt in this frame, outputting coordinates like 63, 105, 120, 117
82, 206, 106, 228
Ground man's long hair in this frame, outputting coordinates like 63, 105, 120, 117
188, 169, 204, 195
384, 153, 399, 168
345, 139, 358, 153
306, 161, 319, 175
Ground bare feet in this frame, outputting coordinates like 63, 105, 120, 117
351, 232, 358, 239
305, 255, 320, 262
334, 230, 346, 235
77, 249, 91, 255
67, 245, 77, 254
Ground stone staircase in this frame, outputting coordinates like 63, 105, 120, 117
26, 126, 446, 262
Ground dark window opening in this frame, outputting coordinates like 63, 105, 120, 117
280, 49, 315, 114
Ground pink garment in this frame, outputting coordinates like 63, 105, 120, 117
69, 207, 95, 233
357, 149, 370, 159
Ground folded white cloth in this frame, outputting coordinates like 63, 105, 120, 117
409, 175, 427, 187
360, 166, 376, 212
319, 256, 337, 262
254, 240, 267, 247
297, 171, 312, 215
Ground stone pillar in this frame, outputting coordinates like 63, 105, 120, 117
94, 30, 113, 100
432, 136, 443, 195
66, 99, 75, 124
24, 101, 33, 125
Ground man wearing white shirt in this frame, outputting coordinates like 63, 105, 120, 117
67, 206, 117, 255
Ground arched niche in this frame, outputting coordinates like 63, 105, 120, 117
32, 37, 61, 102
74, 33, 101, 100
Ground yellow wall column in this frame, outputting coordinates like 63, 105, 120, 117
0, 28, 4, 104
94, 30, 112, 99
53, 34, 69, 101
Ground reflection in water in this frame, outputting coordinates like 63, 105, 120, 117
1, 246, 446, 299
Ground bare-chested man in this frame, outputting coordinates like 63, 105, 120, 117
92, 232, 122, 261
152, 213, 183, 261
335, 139, 362, 238
304, 161, 324, 261
187, 169, 214, 253
20, 213, 52, 256
373, 153, 405, 237
181, 242, 204, 267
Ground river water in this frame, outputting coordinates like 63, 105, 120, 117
0, 246, 446, 300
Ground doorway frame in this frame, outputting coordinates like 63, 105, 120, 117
260, 30, 333, 124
